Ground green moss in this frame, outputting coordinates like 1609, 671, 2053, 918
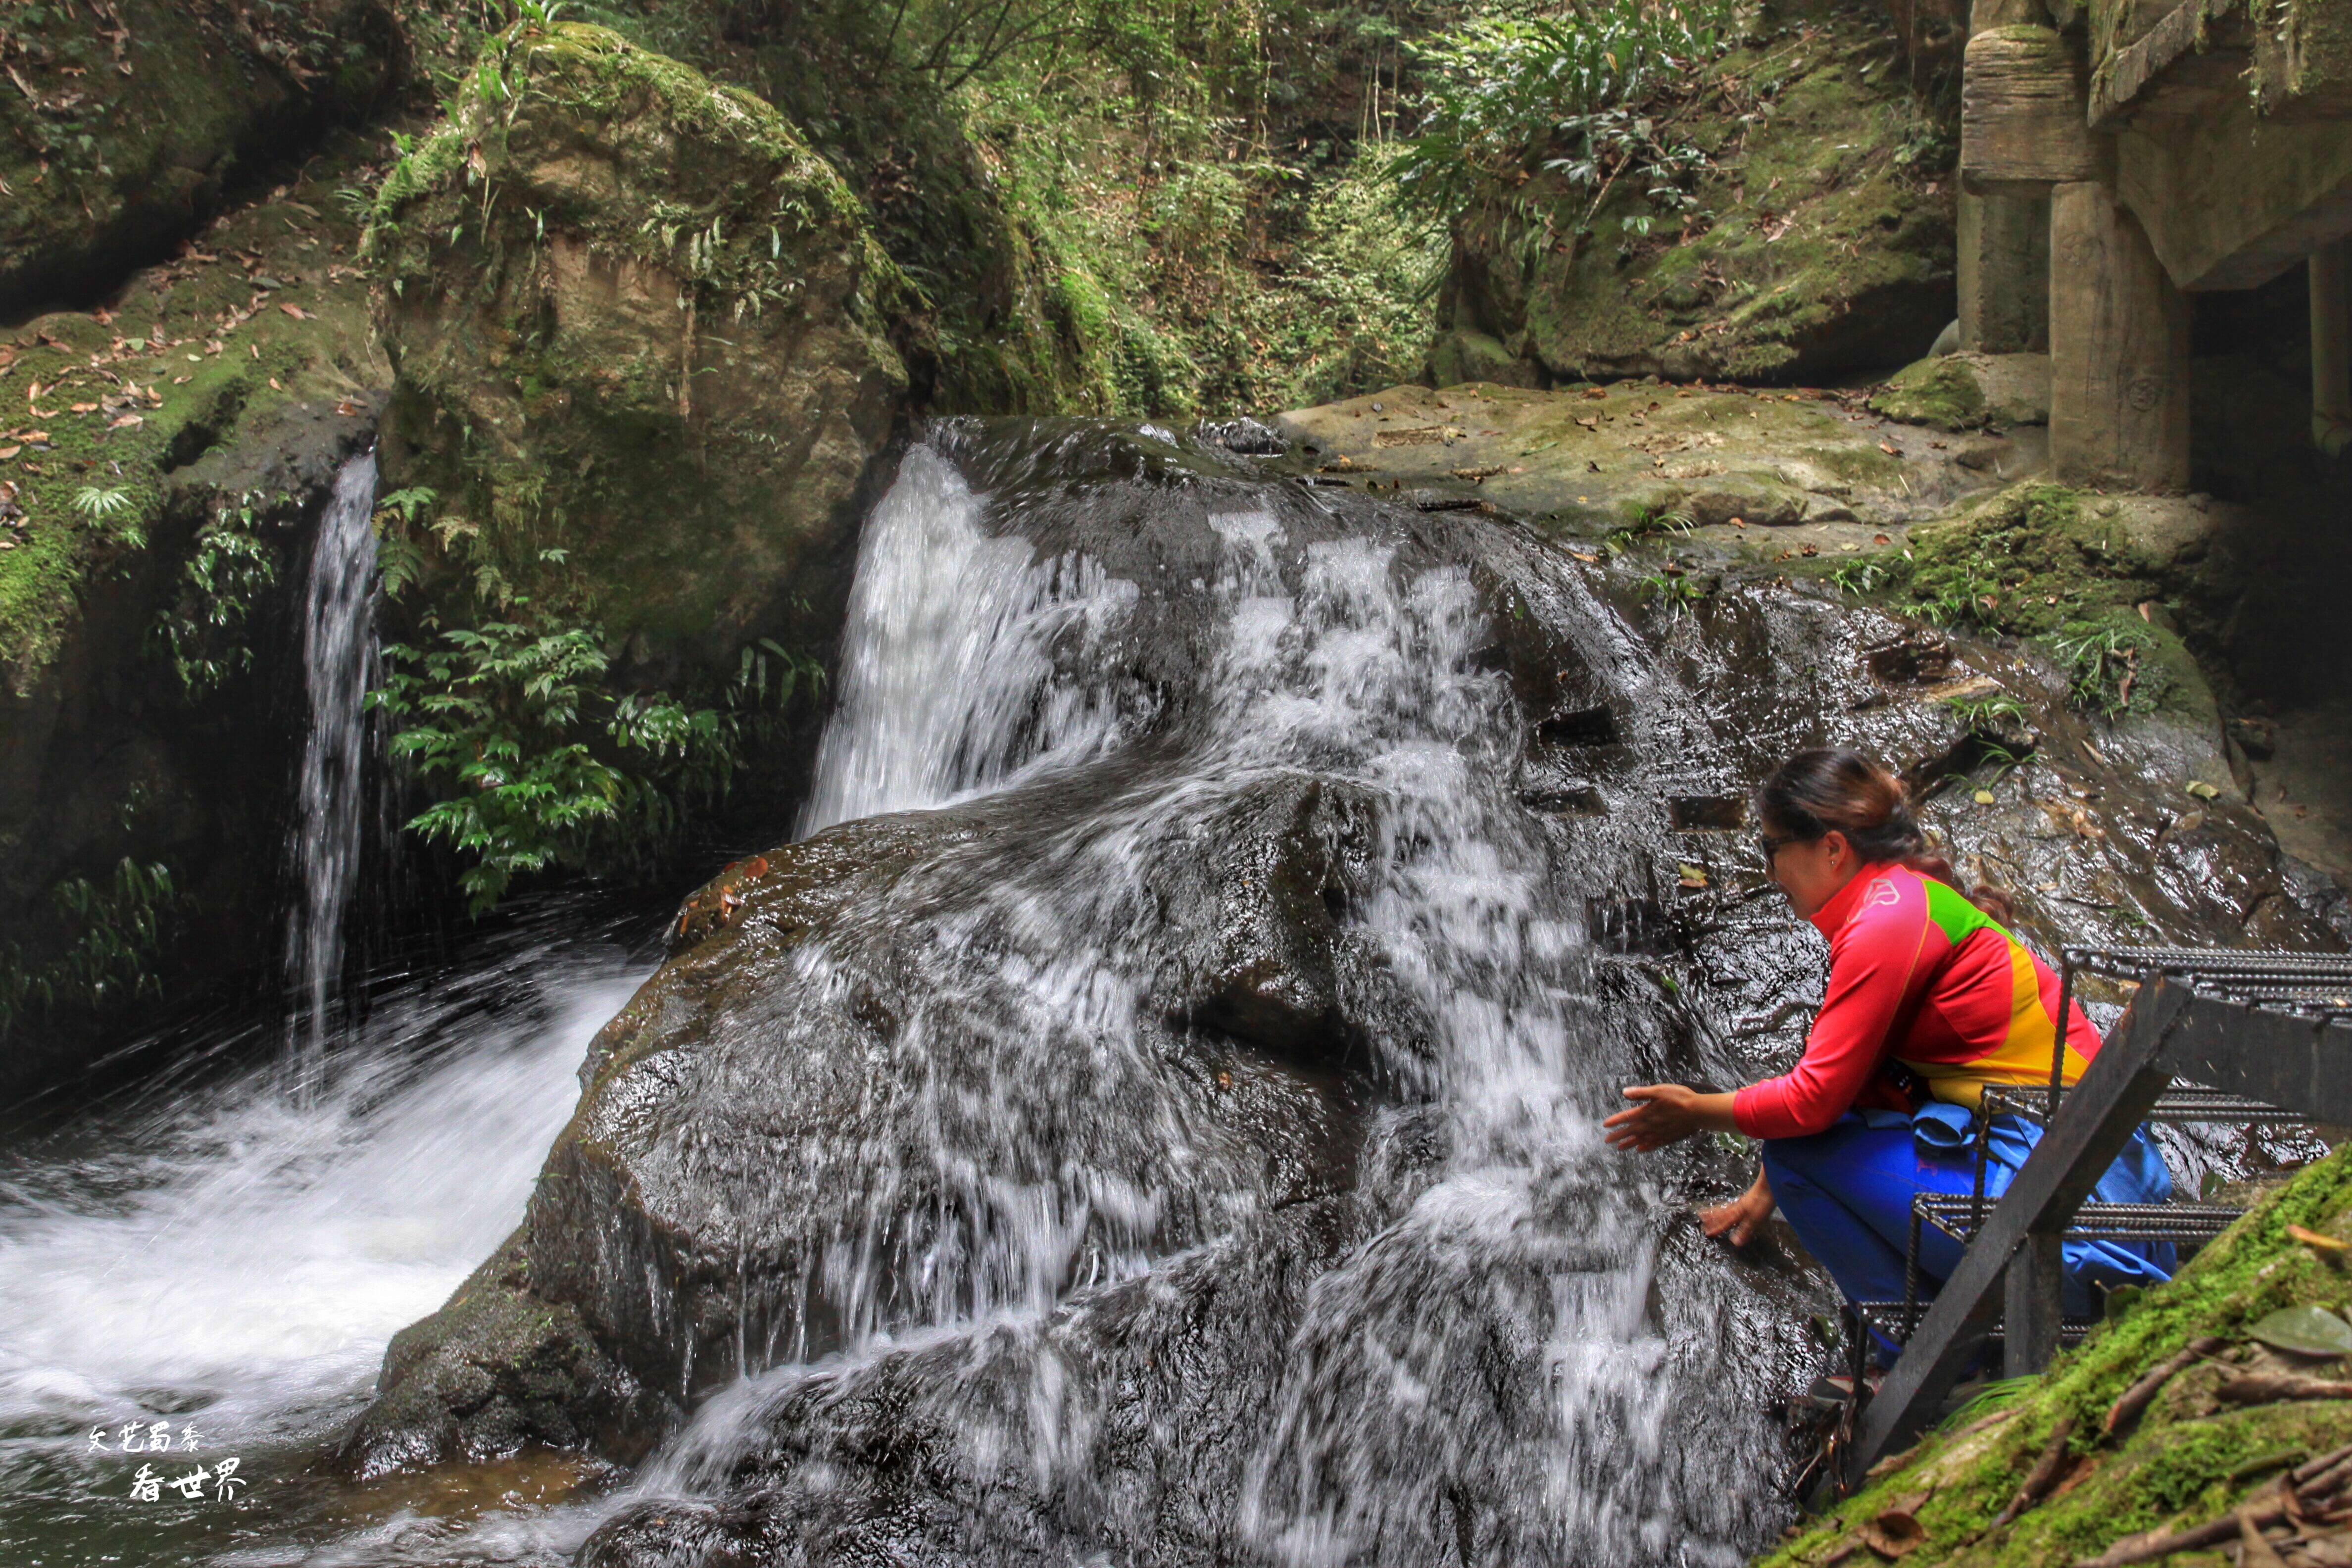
1764, 1148, 2352, 1568
1869, 356, 1989, 431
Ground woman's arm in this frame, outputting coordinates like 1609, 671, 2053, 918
1730, 898, 1921, 1140
1700, 1166, 1773, 1247
1602, 1084, 1739, 1150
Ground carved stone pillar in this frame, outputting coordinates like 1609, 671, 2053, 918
2048, 180, 2193, 490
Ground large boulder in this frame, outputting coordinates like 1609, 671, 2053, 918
349, 424, 2339, 1565
368, 21, 914, 681
1432, 0, 1957, 388
0, 0, 402, 318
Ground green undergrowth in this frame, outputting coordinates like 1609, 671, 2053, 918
1763, 1147, 2352, 1568
0, 858, 178, 1040
1820, 483, 2197, 719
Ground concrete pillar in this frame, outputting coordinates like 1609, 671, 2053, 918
1958, 0, 2052, 353
2312, 241, 2352, 456
1959, 191, 2051, 352
2049, 179, 2193, 491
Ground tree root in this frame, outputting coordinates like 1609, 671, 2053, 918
2103, 1335, 2228, 1437
1991, 1413, 2076, 1531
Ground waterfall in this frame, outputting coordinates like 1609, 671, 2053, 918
581, 427, 1794, 1566
286, 451, 380, 1057
799, 445, 1137, 833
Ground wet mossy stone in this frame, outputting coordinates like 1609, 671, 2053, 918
1871, 352, 2052, 431
0, 0, 400, 317
369, 21, 916, 675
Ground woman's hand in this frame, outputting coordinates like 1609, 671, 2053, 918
1699, 1167, 1774, 1248
1601, 1083, 1739, 1151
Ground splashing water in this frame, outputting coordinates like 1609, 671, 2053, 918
0, 915, 647, 1566
287, 451, 382, 1057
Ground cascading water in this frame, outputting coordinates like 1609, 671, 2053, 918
498, 423, 1814, 1568
286, 450, 382, 1058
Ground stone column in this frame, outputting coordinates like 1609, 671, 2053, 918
1958, 0, 2053, 353
2049, 179, 2193, 490
1959, 190, 2051, 352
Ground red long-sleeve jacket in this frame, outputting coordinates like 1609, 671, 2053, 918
1731, 862, 2102, 1140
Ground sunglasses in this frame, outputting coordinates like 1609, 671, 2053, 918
1756, 831, 1807, 863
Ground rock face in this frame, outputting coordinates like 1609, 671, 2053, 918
1870, 351, 2053, 431
369, 21, 913, 680
0, 133, 395, 1088
352, 420, 2338, 1565
1430, 0, 1957, 389
0, 0, 401, 318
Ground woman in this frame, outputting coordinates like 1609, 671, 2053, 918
1601, 748, 2173, 1353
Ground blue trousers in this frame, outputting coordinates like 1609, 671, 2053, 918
1763, 1110, 2175, 1361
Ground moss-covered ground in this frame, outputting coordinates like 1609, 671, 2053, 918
1763, 1147, 2352, 1568
0, 131, 387, 693
1446, 0, 1957, 386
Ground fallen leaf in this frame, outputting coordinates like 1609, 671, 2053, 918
335, 399, 361, 416
1860, 1510, 1927, 1558
1879, 441, 1899, 456
2249, 1304, 2352, 1358
1974, 789, 1996, 805
107, 413, 142, 430
20, 431, 47, 444
0, 446, 17, 460
269, 377, 282, 391
2288, 1224, 2351, 1263
2185, 781, 2221, 801
279, 303, 311, 320
1677, 862, 1709, 889
69, 402, 98, 414
1731, 517, 1748, 528
1873, 533, 1891, 544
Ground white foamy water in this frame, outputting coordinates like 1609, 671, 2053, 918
798, 446, 1138, 833
0, 944, 640, 1452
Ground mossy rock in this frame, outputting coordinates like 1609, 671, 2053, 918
1870, 352, 2052, 431
0, 0, 402, 318
1762, 1146, 2352, 1568
1437, 0, 1956, 387
369, 20, 915, 677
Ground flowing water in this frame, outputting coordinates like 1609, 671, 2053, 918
0, 423, 1823, 1566
0, 904, 648, 1566
286, 451, 383, 1059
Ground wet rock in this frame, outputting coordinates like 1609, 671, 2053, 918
342, 1229, 673, 1479
370, 22, 915, 681
1869, 351, 2052, 431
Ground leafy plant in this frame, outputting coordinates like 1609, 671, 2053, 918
1386, 0, 1738, 240
149, 496, 280, 698
1941, 691, 2028, 731
370, 616, 822, 911
72, 485, 134, 521
2053, 621, 2158, 718
1639, 570, 1707, 614
1830, 559, 1889, 597
0, 859, 178, 1038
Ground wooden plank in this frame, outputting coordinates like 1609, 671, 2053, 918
1848, 982, 2187, 1480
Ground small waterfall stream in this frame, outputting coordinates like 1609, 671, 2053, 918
286, 450, 382, 1058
